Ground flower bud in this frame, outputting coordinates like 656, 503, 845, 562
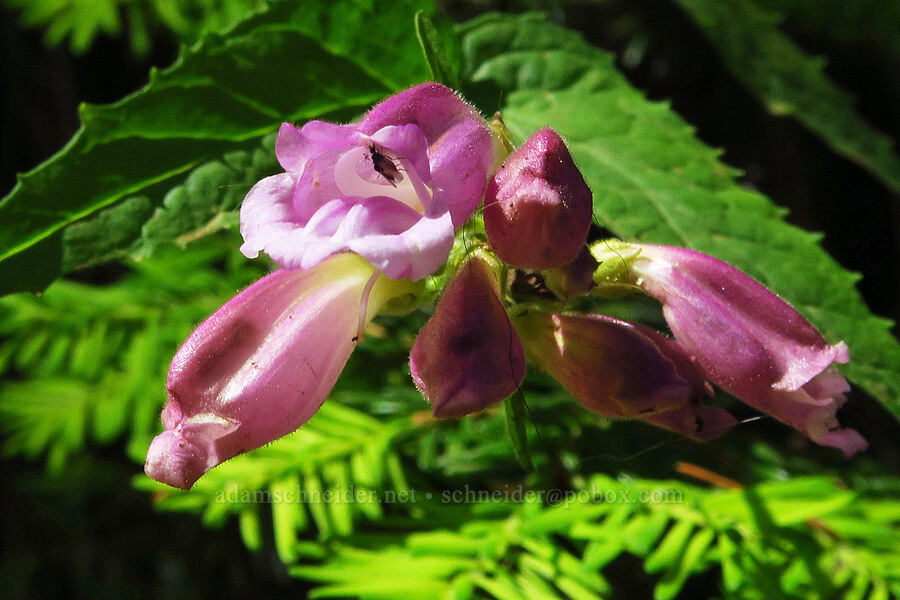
410, 256, 525, 417
511, 311, 735, 439
484, 128, 592, 269
543, 246, 598, 298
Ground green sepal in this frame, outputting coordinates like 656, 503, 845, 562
504, 388, 534, 472
414, 10, 459, 89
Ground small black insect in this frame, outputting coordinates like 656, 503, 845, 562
368, 144, 402, 186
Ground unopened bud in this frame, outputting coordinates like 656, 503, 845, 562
484, 128, 592, 269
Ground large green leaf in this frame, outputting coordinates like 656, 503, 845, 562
673, 0, 900, 194
0, 0, 440, 294
458, 13, 900, 416
60, 135, 277, 270
754, 0, 900, 58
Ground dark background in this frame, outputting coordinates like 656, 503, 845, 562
0, 1, 897, 598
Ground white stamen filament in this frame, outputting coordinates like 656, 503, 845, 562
356, 270, 381, 343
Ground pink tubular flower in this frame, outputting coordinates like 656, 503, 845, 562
627, 244, 867, 456
511, 312, 736, 439
239, 83, 493, 281
144, 254, 416, 490
410, 256, 526, 418
484, 128, 592, 269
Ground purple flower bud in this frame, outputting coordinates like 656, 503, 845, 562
484, 128, 592, 269
630, 244, 867, 456
145, 254, 413, 489
512, 312, 736, 439
410, 257, 526, 417
239, 83, 493, 281
543, 246, 598, 298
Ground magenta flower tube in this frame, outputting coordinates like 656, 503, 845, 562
144, 254, 415, 489
512, 312, 736, 439
629, 244, 867, 456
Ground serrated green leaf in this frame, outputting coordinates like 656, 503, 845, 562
0, 0, 442, 295
674, 0, 900, 194
755, 0, 900, 57
458, 12, 900, 418
0, 232, 62, 296
414, 10, 460, 88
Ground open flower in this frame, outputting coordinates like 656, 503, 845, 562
623, 244, 867, 456
145, 254, 417, 490
146, 84, 492, 489
410, 256, 526, 417
240, 82, 493, 281
511, 312, 736, 439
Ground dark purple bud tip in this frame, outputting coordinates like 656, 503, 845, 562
543, 246, 598, 298
484, 128, 592, 270
410, 256, 526, 418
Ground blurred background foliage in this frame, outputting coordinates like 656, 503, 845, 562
0, 0, 898, 598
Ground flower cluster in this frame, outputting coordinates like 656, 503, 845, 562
145, 83, 865, 490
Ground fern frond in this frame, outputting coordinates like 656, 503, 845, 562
0, 233, 266, 469
286, 474, 900, 600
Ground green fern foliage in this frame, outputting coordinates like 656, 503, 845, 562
291, 475, 900, 600
4, 0, 266, 55
134, 401, 424, 563
0, 233, 265, 470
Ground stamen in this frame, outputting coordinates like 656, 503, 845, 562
355, 270, 381, 343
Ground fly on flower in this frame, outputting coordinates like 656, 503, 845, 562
368, 144, 403, 186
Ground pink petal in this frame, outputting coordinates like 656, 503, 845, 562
641, 404, 738, 440
240, 171, 356, 271
512, 312, 714, 419
292, 148, 347, 222
342, 196, 454, 280
145, 254, 379, 489
242, 84, 492, 280
369, 123, 432, 184
360, 83, 493, 225
239, 173, 302, 262
276, 121, 359, 173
